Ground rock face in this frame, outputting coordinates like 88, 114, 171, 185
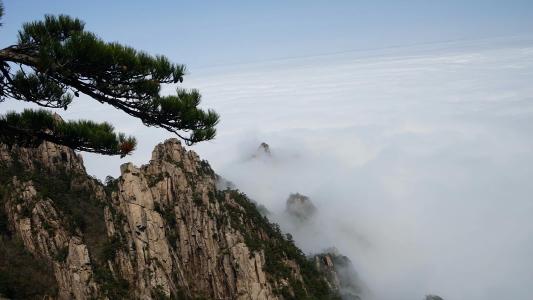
0, 141, 102, 299
0, 139, 339, 299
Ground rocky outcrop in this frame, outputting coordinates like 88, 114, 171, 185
0, 142, 103, 299
107, 140, 279, 299
0, 139, 339, 299
251, 142, 272, 159
285, 193, 316, 222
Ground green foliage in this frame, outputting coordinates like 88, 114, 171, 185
147, 172, 167, 187
100, 234, 122, 261
199, 159, 216, 177
9, 163, 106, 241
17, 15, 184, 85
42, 220, 54, 235
0, 236, 58, 299
0, 13, 219, 154
154, 202, 178, 246
154, 202, 177, 227
152, 285, 170, 300
93, 265, 130, 299
0, 162, 58, 299
193, 192, 204, 207
0, 149, 133, 298
103, 175, 119, 194
93, 235, 131, 299
0, 109, 137, 156
54, 245, 68, 262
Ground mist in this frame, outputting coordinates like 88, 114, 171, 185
4, 36, 532, 299
189, 37, 533, 300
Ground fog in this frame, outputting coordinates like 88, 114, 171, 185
4, 37, 533, 299
189, 37, 533, 300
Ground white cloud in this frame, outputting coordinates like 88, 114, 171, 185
186, 39, 533, 300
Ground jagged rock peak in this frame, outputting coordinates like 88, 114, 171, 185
286, 193, 317, 221
258, 142, 271, 155
252, 142, 272, 159
150, 138, 197, 162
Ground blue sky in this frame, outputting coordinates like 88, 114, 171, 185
2, 1, 533, 69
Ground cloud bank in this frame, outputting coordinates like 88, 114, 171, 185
189, 38, 533, 300
4, 37, 533, 299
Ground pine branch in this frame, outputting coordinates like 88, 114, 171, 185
0, 14, 220, 154
0, 109, 136, 157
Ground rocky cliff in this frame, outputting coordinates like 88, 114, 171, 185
0, 139, 341, 299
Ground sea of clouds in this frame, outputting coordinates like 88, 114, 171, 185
4, 37, 533, 300
188, 37, 533, 300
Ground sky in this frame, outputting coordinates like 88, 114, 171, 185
2, 1, 533, 68
2, 1, 533, 300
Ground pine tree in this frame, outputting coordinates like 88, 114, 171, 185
0, 5, 219, 156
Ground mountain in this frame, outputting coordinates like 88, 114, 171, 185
0, 139, 343, 299
285, 193, 317, 222
251, 142, 272, 159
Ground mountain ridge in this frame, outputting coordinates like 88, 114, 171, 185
0, 138, 346, 299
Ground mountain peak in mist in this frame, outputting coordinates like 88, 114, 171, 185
251, 142, 272, 159
286, 193, 317, 221
425, 295, 445, 300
